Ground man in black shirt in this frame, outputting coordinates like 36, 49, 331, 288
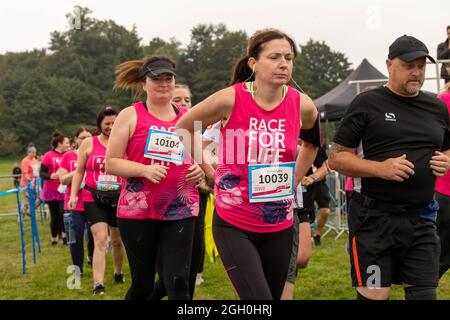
329, 35, 450, 300
12, 163, 21, 188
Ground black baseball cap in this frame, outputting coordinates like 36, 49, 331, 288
388, 35, 436, 63
142, 59, 176, 78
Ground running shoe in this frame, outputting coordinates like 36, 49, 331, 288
93, 284, 105, 295
114, 273, 125, 284
313, 235, 321, 246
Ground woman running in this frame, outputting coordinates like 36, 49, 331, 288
106, 55, 204, 300
176, 28, 320, 300
150, 84, 207, 299
68, 107, 125, 295
41, 130, 70, 245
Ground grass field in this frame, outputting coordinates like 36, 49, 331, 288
0, 159, 20, 214
1, 158, 450, 300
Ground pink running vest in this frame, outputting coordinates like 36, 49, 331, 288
41, 150, 65, 201
60, 150, 84, 212
436, 92, 450, 196
83, 136, 122, 203
214, 83, 301, 233
42, 150, 64, 191
117, 102, 199, 220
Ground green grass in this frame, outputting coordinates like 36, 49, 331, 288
1, 158, 450, 300
0, 159, 21, 214
2, 213, 450, 300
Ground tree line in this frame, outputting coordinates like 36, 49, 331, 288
0, 6, 352, 156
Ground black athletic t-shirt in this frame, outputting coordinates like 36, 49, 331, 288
334, 86, 450, 207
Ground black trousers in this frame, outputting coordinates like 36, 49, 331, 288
118, 217, 195, 300
48, 200, 64, 238
150, 191, 207, 300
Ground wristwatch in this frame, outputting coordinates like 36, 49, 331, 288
309, 174, 317, 181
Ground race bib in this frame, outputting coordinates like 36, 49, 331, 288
96, 175, 120, 191
293, 184, 305, 209
144, 129, 184, 164
248, 162, 295, 203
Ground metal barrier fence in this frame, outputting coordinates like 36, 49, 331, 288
349, 59, 450, 94
321, 172, 349, 240
0, 175, 22, 216
0, 177, 45, 274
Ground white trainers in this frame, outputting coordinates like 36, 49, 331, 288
195, 273, 204, 286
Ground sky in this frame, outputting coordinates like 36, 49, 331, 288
0, 0, 448, 92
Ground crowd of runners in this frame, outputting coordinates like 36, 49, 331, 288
14, 26, 450, 300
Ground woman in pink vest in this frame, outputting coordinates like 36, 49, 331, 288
59, 127, 94, 275
176, 29, 320, 299
106, 56, 203, 300
41, 130, 70, 245
436, 81, 450, 278
68, 107, 125, 295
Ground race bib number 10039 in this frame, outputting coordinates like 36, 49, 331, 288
248, 162, 295, 203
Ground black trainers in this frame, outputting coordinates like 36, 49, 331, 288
93, 284, 105, 295
114, 273, 125, 284
313, 235, 321, 246
62, 238, 68, 246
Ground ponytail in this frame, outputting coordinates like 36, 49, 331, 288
113, 60, 146, 100
50, 129, 65, 149
230, 56, 254, 85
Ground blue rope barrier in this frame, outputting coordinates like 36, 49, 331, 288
15, 190, 27, 274
0, 187, 27, 274
27, 180, 42, 264
1, 180, 43, 274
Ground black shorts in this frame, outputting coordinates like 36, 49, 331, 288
315, 182, 331, 209
302, 181, 331, 211
295, 208, 315, 224
286, 209, 314, 284
84, 201, 118, 227
348, 193, 440, 288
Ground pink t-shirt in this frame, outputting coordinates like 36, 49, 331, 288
214, 83, 300, 233
42, 150, 64, 191
83, 136, 122, 203
435, 91, 450, 196
117, 102, 199, 220
60, 150, 84, 212
345, 177, 353, 192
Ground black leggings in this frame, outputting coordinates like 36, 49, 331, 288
67, 211, 94, 274
212, 211, 292, 300
118, 217, 195, 300
151, 191, 208, 300
48, 200, 64, 238
194, 191, 207, 275
436, 192, 450, 278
